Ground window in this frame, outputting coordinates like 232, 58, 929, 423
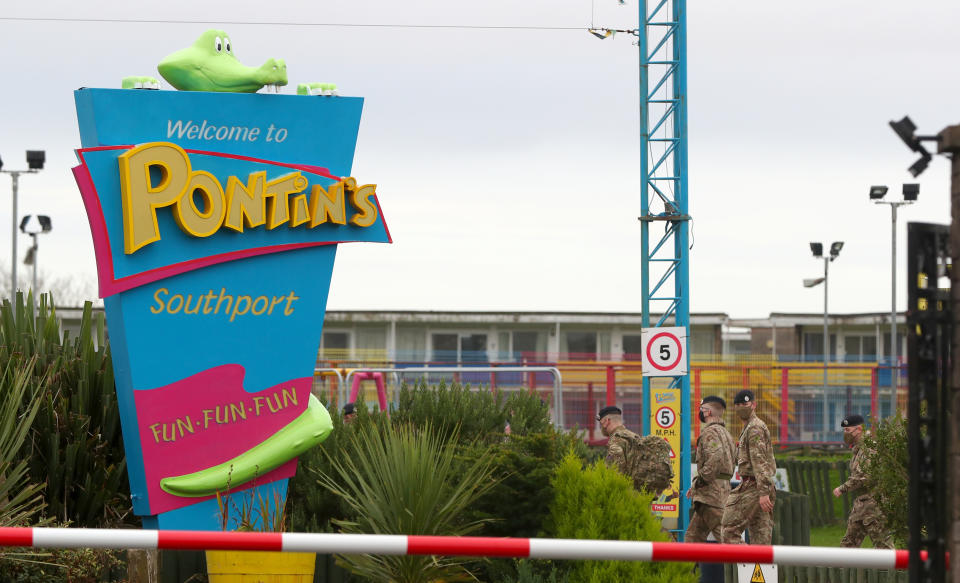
803, 332, 836, 362
622, 335, 644, 361
432, 333, 458, 363
512, 331, 539, 360
564, 332, 597, 361
431, 333, 488, 363
460, 334, 488, 363
324, 332, 348, 349
844, 335, 878, 363
882, 333, 905, 363
321, 332, 350, 359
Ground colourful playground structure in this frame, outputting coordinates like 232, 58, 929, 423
313, 356, 905, 448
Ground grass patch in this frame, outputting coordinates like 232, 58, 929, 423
811, 523, 887, 548
810, 523, 846, 547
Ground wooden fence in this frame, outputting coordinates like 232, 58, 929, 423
778, 459, 854, 526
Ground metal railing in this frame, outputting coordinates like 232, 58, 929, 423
318, 366, 564, 429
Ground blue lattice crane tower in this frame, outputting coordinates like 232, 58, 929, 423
590, 0, 691, 535
636, 0, 692, 535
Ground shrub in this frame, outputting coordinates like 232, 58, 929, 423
862, 414, 908, 547
546, 453, 696, 583
462, 430, 585, 539
0, 545, 125, 583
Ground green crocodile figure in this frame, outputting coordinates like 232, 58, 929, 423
121, 29, 339, 95
154, 29, 288, 92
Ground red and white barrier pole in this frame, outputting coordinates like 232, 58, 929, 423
0, 527, 926, 570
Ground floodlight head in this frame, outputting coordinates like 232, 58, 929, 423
810, 242, 823, 258
25, 150, 45, 170
803, 277, 826, 288
902, 183, 919, 201
890, 117, 920, 152
869, 185, 888, 200
830, 241, 844, 257
19, 214, 52, 234
908, 154, 930, 178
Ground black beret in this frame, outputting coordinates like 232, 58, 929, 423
701, 395, 727, 409
841, 414, 864, 428
342, 402, 356, 415
733, 389, 755, 404
597, 406, 622, 420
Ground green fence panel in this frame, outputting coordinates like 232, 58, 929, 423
159, 549, 205, 583
838, 462, 851, 519
315, 554, 352, 582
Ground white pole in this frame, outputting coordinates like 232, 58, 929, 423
31, 233, 38, 299
823, 256, 829, 438
890, 204, 898, 416
10, 171, 18, 306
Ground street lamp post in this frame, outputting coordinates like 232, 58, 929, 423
869, 184, 918, 416
0, 150, 46, 307
807, 241, 843, 438
20, 214, 52, 298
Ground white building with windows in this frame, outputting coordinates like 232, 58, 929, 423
55, 306, 906, 364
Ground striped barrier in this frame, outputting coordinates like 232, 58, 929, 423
0, 527, 929, 570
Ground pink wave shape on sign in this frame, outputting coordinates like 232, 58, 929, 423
72, 145, 392, 298
134, 364, 312, 515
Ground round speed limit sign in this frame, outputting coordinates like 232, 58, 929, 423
640, 326, 688, 377
654, 406, 676, 429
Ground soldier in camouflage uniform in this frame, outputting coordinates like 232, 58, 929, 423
832, 414, 893, 549
598, 406, 672, 495
685, 395, 736, 542
720, 389, 777, 544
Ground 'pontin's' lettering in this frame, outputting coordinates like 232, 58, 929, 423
117, 142, 378, 254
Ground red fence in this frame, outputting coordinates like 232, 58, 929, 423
316, 359, 905, 447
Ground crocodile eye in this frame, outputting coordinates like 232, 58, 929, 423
214, 36, 223, 53
225, 37, 231, 53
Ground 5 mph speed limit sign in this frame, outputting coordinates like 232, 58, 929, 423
640, 327, 688, 377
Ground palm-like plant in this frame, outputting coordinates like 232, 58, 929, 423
317, 422, 498, 583
0, 355, 47, 528
0, 293, 129, 528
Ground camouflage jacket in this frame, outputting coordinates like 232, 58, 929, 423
736, 413, 777, 497
838, 438, 871, 498
605, 425, 639, 473
692, 420, 735, 507
606, 425, 673, 494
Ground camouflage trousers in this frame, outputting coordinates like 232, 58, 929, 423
685, 502, 724, 543
720, 481, 774, 544
841, 495, 893, 549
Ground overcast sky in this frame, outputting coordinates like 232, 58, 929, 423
0, 1, 956, 319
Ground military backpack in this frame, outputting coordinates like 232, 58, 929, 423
623, 433, 673, 495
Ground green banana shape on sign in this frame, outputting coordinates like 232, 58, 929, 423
159, 393, 333, 497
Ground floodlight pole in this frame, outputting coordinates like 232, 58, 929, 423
876, 200, 911, 415
29, 233, 38, 297
822, 255, 830, 434
10, 172, 19, 306
1, 170, 35, 307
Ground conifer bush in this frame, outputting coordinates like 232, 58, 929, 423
546, 453, 697, 583
392, 379, 553, 440
862, 414, 909, 547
